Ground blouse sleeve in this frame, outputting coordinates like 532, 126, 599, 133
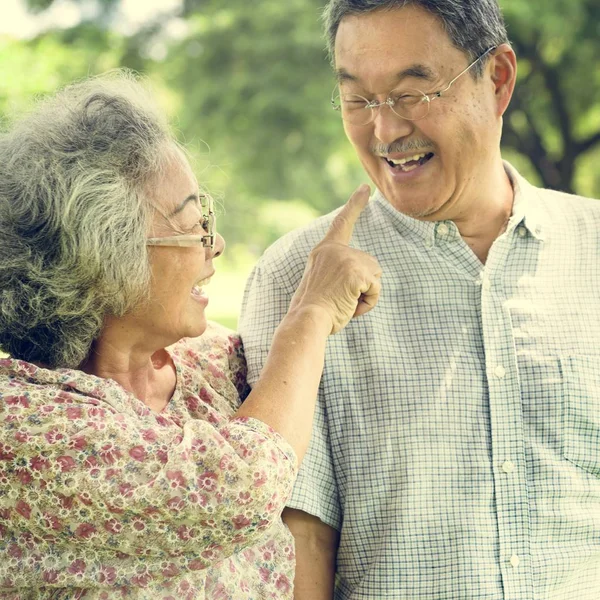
186, 320, 252, 403
0, 381, 298, 568
227, 333, 252, 402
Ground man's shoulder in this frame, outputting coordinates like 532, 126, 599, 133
531, 186, 600, 237
257, 196, 383, 277
536, 186, 599, 209
254, 207, 354, 289
262, 212, 334, 260
508, 164, 600, 227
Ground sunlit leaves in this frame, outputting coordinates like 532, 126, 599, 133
5, 0, 600, 251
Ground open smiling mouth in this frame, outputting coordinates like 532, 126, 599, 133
384, 152, 435, 173
191, 276, 212, 300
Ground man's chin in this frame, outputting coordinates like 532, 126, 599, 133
383, 192, 443, 220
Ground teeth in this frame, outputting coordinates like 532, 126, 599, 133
400, 163, 419, 173
387, 153, 427, 166
194, 277, 212, 288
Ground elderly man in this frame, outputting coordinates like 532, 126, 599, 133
240, 0, 600, 598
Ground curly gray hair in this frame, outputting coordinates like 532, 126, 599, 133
322, 0, 509, 74
0, 70, 175, 368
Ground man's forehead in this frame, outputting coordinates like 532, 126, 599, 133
333, 8, 460, 85
334, 6, 449, 63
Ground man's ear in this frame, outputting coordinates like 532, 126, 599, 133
489, 43, 517, 117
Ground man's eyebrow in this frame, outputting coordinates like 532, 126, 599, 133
335, 64, 437, 85
396, 64, 437, 81
169, 194, 199, 217
335, 69, 359, 83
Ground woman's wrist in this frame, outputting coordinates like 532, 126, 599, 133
279, 303, 334, 338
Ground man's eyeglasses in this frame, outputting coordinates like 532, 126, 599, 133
147, 194, 216, 250
331, 46, 497, 126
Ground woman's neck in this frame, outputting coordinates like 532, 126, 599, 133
80, 320, 177, 412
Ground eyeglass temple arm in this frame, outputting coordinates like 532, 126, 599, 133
146, 228, 214, 247
431, 46, 497, 99
146, 235, 207, 247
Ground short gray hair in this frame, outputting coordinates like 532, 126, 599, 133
322, 0, 509, 74
0, 70, 174, 368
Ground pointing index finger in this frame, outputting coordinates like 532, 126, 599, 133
324, 184, 371, 245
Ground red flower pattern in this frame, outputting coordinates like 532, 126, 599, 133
0, 324, 297, 598
75, 523, 97, 539
128, 445, 147, 462
57, 455, 77, 472
66, 406, 83, 420
15, 500, 31, 520
68, 559, 87, 576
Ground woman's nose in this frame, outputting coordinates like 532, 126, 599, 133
210, 232, 225, 259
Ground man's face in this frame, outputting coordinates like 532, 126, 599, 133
334, 5, 502, 220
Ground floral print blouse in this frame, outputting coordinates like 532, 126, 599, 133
0, 322, 298, 599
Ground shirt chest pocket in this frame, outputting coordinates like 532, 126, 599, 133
562, 355, 600, 478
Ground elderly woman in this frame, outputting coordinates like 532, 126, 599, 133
0, 72, 380, 599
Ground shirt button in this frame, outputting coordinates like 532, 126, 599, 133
494, 365, 506, 378
517, 226, 527, 237
437, 223, 449, 236
510, 554, 520, 568
482, 277, 492, 291
502, 460, 515, 473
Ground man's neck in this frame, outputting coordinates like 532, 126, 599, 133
451, 163, 515, 264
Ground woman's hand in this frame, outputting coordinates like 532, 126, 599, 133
289, 184, 382, 334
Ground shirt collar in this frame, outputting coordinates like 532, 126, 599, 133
503, 161, 547, 241
0, 356, 110, 400
373, 189, 437, 246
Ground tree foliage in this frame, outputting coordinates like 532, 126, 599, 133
4, 0, 599, 254
502, 0, 600, 194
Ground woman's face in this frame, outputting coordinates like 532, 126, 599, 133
141, 148, 225, 346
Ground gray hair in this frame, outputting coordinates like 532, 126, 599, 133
322, 0, 509, 74
0, 70, 174, 368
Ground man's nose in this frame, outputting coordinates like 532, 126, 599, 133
371, 105, 415, 146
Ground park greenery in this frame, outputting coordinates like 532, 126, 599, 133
1, 0, 599, 328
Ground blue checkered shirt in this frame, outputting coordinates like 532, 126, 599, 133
239, 164, 600, 599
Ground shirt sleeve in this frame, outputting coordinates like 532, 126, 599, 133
286, 383, 342, 532
239, 261, 342, 531
0, 386, 298, 568
239, 264, 291, 387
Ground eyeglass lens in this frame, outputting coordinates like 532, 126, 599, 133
335, 88, 430, 125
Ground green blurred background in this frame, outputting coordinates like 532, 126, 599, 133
1, 0, 599, 331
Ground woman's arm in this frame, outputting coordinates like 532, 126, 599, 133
236, 185, 381, 462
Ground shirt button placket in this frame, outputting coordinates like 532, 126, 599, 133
437, 222, 450, 237
502, 460, 516, 474
480, 235, 533, 599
